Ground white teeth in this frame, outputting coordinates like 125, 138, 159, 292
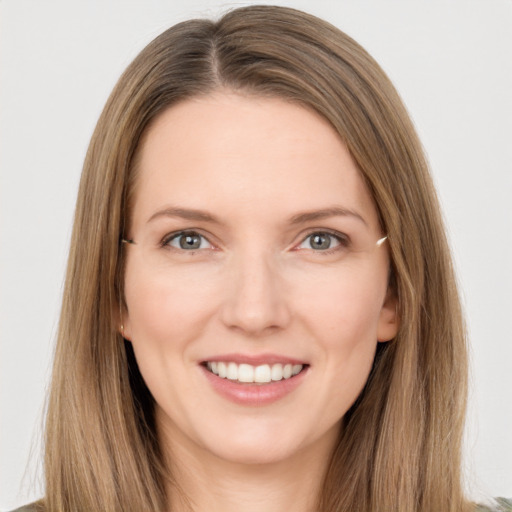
271, 364, 283, 381
254, 364, 271, 383
227, 362, 238, 380
217, 362, 227, 378
206, 361, 304, 383
292, 364, 302, 376
238, 364, 254, 382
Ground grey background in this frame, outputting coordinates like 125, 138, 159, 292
1, 0, 511, 509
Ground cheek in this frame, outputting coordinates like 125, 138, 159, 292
123, 259, 219, 346
122, 262, 219, 411
296, 266, 386, 343
294, 267, 386, 404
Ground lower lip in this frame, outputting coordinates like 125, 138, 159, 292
200, 365, 308, 406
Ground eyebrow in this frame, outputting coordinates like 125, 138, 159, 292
288, 207, 368, 227
147, 205, 368, 226
147, 207, 221, 224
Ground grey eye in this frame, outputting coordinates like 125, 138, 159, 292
299, 232, 341, 251
167, 231, 210, 250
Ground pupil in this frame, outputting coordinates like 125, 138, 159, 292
311, 233, 331, 250
180, 234, 200, 250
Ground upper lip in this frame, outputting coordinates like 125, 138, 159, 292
201, 353, 308, 366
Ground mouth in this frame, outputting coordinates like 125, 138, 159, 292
202, 361, 307, 384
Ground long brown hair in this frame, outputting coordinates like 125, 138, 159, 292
43, 5, 470, 511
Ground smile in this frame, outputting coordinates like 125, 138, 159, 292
206, 361, 304, 383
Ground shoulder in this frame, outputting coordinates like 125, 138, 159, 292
7, 503, 43, 512
476, 498, 512, 512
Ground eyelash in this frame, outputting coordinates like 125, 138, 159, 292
159, 229, 351, 254
296, 230, 350, 254
160, 230, 213, 251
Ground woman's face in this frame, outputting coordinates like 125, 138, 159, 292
123, 92, 398, 466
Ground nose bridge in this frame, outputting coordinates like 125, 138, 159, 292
221, 245, 290, 335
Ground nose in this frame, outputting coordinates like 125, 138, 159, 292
220, 249, 291, 336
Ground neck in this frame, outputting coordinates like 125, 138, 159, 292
160, 424, 336, 512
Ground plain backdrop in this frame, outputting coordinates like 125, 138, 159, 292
1, 0, 511, 509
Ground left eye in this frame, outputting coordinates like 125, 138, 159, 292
298, 232, 343, 251
165, 231, 212, 250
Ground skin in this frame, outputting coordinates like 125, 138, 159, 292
122, 92, 399, 512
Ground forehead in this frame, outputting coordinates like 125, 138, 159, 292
131, 92, 379, 229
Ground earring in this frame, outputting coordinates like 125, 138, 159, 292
119, 301, 125, 338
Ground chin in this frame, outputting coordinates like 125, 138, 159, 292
194, 418, 339, 468
209, 439, 301, 466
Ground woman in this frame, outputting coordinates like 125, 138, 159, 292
12, 5, 510, 512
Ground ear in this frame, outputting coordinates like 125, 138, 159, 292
377, 289, 399, 342
116, 302, 132, 341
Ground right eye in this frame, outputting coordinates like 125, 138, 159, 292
163, 231, 213, 251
